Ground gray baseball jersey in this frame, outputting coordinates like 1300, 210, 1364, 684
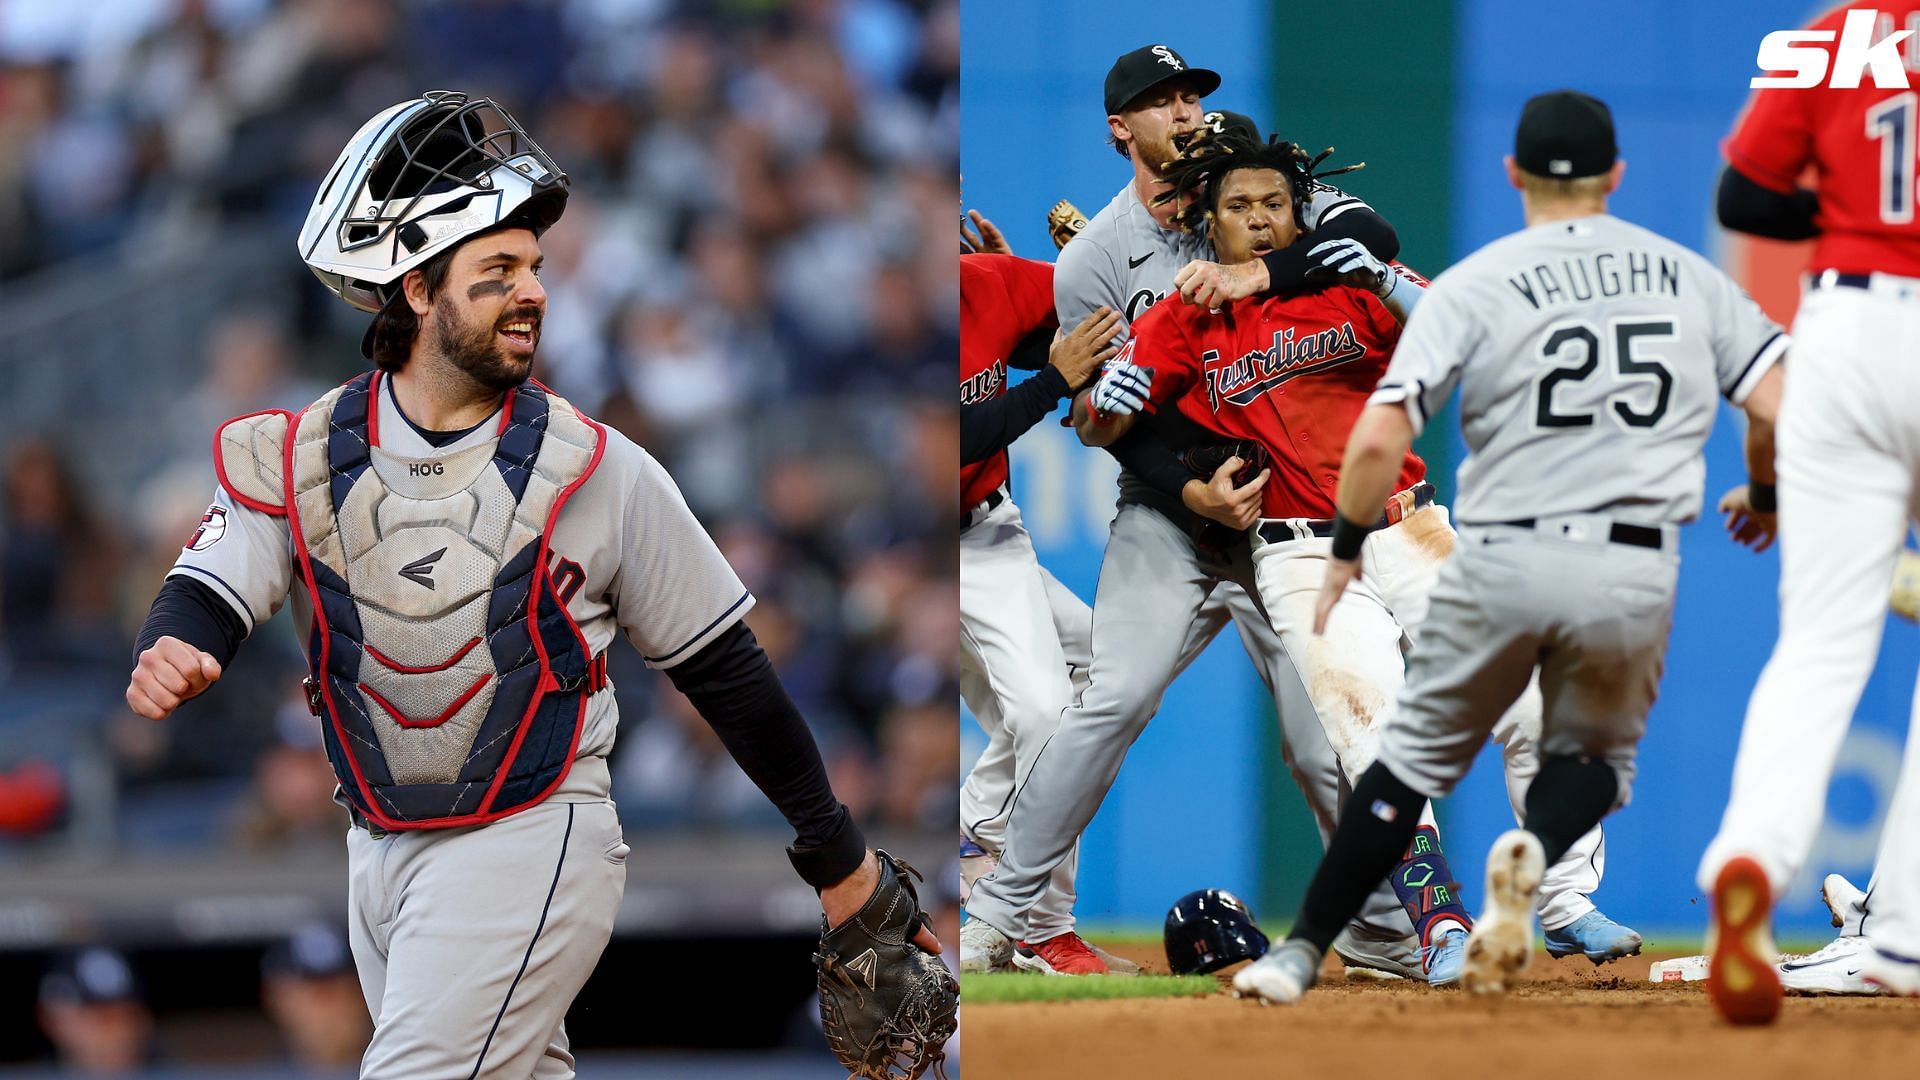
1055, 180, 1376, 331
171, 374, 755, 797
1371, 213, 1786, 526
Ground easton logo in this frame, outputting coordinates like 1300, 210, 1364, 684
398, 547, 448, 589
960, 359, 1007, 405
1753, 9, 1920, 88
1202, 322, 1368, 411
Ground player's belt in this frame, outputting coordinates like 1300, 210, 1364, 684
1482, 518, 1667, 550
1255, 482, 1436, 544
1811, 269, 1920, 299
962, 486, 1007, 530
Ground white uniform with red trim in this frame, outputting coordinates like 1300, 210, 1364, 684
173, 371, 752, 1079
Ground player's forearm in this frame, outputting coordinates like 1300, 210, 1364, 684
1742, 367, 1784, 486
961, 366, 1072, 464
1071, 389, 1134, 447
1376, 268, 1425, 324
1262, 207, 1401, 294
133, 575, 246, 669
1106, 416, 1200, 498
1334, 405, 1415, 525
666, 621, 867, 887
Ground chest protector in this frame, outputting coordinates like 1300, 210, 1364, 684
214, 371, 607, 830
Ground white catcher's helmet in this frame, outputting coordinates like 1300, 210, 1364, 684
298, 90, 568, 315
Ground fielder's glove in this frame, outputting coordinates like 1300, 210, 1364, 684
1179, 439, 1272, 488
814, 851, 958, 1080
1893, 550, 1920, 622
1307, 236, 1391, 296
1090, 359, 1153, 416
1047, 200, 1089, 250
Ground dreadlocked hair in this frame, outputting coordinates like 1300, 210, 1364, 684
1153, 131, 1366, 235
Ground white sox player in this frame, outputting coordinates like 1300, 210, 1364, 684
123, 92, 933, 1078
1232, 90, 1786, 1005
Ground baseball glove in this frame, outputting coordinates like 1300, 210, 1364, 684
1180, 439, 1272, 488
815, 851, 958, 1080
1892, 550, 1920, 622
1047, 200, 1089, 250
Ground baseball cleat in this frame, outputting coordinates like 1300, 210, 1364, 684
1332, 925, 1420, 981
959, 917, 1015, 974
1858, 945, 1920, 996
958, 835, 997, 906
1461, 829, 1544, 995
1707, 855, 1782, 1025
1423, 923, 1472, 988
1084, 938, 1142, 976
1778, 934, 1882, 995
1821, 872, 1866, 929
1543, 910, 1644, 965
1011, 932, 1109, 976
1231, 939, 1321, 1005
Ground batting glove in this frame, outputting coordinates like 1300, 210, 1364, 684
1090, 359, 1154, 416
1308, 237, 1390, 295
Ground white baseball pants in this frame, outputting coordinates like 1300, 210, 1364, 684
1701, 278, 1920, 959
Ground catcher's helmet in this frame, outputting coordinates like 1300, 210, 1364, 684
299, 90, 568, 314
1164, 888, 1269, 975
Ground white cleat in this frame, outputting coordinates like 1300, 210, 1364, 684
1462, 829, 1544, 996
959, 917, 1015, 974
1820, 873, 1866, 930
1859, 946, 1920, 997
1332, 925, 1421, 981
1778, 935, 1882, 995
1230, 939, 1321, 1005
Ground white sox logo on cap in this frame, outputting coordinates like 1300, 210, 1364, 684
1152, 45, 1183, 70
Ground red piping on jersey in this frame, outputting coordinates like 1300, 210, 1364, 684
476, 382, 606, 817
212, 410, 294, 517
366, 637, 482, 674
366, 370, 383, 448
360, 674, 492, 729
496, 384, 517, 437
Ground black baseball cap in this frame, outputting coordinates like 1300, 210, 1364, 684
1104, 45, 1221, 116
1200, 109, 1262, 145
1514, 90, 1617, 179
40, 947, 143, 1006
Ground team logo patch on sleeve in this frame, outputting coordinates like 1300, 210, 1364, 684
186, 506, 228, 551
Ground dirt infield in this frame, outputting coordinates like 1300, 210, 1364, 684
963, 943, 1920, 1079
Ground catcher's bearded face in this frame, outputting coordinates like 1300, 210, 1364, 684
1112, 79, 1203, 174
419, 228, 547, 392
1210, 167, 1298, 263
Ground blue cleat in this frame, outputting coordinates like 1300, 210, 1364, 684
1423, 923, 1471, 987
1544, 910, 1644, 965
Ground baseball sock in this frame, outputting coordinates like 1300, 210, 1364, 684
1523, 754, 1618, 865
1291, 761, 1465, 953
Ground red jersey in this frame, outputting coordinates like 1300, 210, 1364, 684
1126, 283, 1424, 519
1729, 1, 1920, 276
960, 254, 1058, 511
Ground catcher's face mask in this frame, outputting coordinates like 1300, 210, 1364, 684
300, 90, 568, 315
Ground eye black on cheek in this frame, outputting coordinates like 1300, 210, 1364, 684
467, 279, 509, 300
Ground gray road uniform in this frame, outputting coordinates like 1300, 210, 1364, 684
1371, 213, 1785, 804
965, 178, 1422, 950
173, 374, 754, 1078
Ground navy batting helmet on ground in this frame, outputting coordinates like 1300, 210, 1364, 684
1164, 888, 1270, 975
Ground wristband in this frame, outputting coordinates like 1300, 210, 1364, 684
1330, 512, 1374, 561
1749, 482, 1777, 514
787, 805, 869, 890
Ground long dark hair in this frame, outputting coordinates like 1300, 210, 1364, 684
1154, 131, 1364, 235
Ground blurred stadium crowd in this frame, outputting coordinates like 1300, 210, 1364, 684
0, 0, 958, 869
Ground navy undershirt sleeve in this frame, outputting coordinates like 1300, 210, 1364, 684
133, 575, 247, 667
665, 620, 867, 888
